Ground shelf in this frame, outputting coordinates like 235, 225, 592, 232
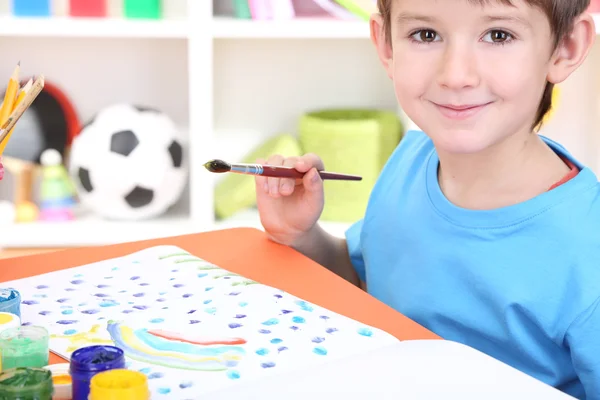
211, 17, 369, 39
0, 208, 351, 248
0, 208, 201, 248
2, 14, 599, 39
0, 16, 188, 38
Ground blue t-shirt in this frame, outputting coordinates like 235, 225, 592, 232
345, 130, 600, 399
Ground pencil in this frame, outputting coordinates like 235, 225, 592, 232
0, 75, 44, 148
0, 62, 20, 127
0, 78, 33, 155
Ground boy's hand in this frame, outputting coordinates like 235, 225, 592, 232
255, 153, 325, 247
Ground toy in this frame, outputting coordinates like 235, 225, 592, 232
68, 103, 187, 220
38, 148, 77, 222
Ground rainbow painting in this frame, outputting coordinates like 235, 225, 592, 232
106, 320, 246, 371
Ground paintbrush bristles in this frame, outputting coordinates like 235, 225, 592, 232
203, 159, 231, 173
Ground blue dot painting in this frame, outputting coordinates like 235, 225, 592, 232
5, 245, 400, 400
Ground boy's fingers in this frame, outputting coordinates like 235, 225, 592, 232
295, 153, 325, 172
255, 158, 268, 193
280, 157, 299, 195
303, 168, 323, 194
267, 154, 284, 197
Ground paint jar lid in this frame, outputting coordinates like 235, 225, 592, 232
0, 367, 53, 399
89, 369, 149, 400
0, 326, 49, 354
70, 345, 125, 373
0, 313, 20, 331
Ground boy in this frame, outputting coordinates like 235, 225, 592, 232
255, 0, 599, 398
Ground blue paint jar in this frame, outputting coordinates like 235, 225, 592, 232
69, 345, 126, 400
0, 289, 21, 319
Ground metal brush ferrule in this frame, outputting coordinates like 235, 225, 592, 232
230, 163, 264, 175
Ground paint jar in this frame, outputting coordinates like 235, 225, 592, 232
0, 289, 21, 319
69, 345, 125, 400
0, 313, 21, 371
89, 369, 149, 400
0, 367, 53, 400
43, 363, 71, 400
0, 326, 49, 370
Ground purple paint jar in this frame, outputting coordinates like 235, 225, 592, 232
69, 345, 126, 400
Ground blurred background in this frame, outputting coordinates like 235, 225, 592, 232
0, 0, 599, 256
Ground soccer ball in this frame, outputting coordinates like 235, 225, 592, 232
69, 104, 187, 221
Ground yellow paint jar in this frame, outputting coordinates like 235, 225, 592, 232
88, 369, 149, 400
43, 363, 72, 400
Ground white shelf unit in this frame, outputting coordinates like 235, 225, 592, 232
1, 2, 600, 248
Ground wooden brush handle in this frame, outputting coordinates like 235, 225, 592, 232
261, 165, 362, 181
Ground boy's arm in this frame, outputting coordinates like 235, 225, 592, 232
565, 297, 600, 400
291, 223, 361, 287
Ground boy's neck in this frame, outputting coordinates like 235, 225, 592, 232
436, 131, 572, 210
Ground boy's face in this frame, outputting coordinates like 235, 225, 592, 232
371, 0, 589, 155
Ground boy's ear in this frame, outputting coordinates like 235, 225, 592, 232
370, 13, 394, 79
547, 13, 596, 84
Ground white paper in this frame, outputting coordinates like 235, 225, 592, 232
3, 245, 399, 399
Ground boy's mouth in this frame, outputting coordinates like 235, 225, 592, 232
432, 101, 491, 120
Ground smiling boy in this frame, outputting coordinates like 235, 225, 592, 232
255, 0, 600, 398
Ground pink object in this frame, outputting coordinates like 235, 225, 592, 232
0, 158, 3, 181
69, 0, 106, 17
249, 0, 272, 19
271, 0, 295, 19
38, 208, 74, 221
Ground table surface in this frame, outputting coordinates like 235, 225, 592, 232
0, 227, 440, 364
203, 340, 574, 400
0, 228, 569, 398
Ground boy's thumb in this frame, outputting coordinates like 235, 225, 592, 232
304, 168, 323, 192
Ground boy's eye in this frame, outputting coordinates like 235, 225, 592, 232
483, 30, 512, 43
411, 29, 439, 43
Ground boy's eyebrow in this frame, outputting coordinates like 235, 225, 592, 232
395, 12, 531, 29
395, 13, 437, 25
484, 15, 531, 29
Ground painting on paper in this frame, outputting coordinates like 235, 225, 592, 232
5, 246, 400, 398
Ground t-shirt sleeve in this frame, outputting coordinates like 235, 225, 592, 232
565, 296, 600, 400
345, 218, 366, 282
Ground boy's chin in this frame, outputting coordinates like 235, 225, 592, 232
428, 130, 499, 155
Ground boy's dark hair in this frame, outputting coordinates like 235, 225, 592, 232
376, 0, 591, 130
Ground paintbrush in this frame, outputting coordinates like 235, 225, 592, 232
203, 159, 362, 181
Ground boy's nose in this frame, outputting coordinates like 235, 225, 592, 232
436, 46, 480, 90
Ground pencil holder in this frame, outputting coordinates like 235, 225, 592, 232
123, 0, 161, 19
299, 109, 403, 222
